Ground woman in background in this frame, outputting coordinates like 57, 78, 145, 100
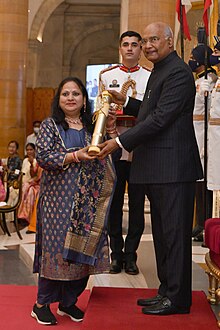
0, 159, 6, 202
4, 140, 22, 185
3, 141, 22, 211
18, 143, 42, 224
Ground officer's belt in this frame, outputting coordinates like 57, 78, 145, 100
209, 117, 220, 125
116, 116, 135, 127
193, 114, 205, 121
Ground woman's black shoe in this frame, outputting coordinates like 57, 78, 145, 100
31, 304, 57, 325
26, 230, 36, 234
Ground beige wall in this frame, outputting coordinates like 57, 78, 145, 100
27, 2, 120, 88
21, 0, 220, 135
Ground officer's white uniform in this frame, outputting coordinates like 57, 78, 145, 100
193, 73, 216, 170
99, 64, 150, 101
99, 64, 151, 160
98, 64, 151, 266
208, 76, 220, 191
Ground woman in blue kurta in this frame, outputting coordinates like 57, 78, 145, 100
31, 77, 116, 325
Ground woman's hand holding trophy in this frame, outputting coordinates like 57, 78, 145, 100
88, 91, 117, 156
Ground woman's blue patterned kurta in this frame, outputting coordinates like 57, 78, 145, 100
33, 118, 115, 280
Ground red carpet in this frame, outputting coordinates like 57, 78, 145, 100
0, 285, 90, 329
0, 285, 218, 329
81, 287, 218, 330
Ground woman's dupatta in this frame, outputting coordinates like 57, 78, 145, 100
62, 156, 115, 266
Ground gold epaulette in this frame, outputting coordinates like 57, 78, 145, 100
100, 64, 120, 75
142, 65, 152, 72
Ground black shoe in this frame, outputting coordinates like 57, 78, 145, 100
192, 225, 203, 237
18, 219, 29, 230
26, 230, 36, 234
125, 260, 139, 275
31, 304, 57, 325
142, 297, 190, 315
57, 303, 84, 322
193, 231, 204, 242
109, 260, 123, 274
137, 294, 163, 306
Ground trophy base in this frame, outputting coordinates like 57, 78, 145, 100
88, 145, 100, 156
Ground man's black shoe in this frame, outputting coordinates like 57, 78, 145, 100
109, 260, 123, 274
142, 297, 190, 315
125, 260, 139, 275
193, 231, 204, 242
137, 294, 163, 306
192, 225, 203, 237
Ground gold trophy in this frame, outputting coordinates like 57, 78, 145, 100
88, 91, 112, 156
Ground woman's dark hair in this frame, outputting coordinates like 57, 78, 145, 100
8, 140, 19, 150
26, 143, 35, 150
51, 76, 94, 133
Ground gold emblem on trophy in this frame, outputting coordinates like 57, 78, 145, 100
88, 91, 112, 156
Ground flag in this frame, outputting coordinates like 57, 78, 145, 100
210, 0, 218, 42
203, 0, 212, 35
175, 0, 192, 41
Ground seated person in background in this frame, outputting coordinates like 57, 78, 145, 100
3, 140, 22, 185
0, 159, 6, 202
25, 121, 41, 147
26, 195, 38, 234
18, 143, 42, 225
2, 140, 22, 221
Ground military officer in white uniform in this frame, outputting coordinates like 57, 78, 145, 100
188, 45, 217, 240
201, 39, 220, 217
99, 30, 151, 275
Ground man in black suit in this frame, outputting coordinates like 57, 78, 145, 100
98, 22, 203, 315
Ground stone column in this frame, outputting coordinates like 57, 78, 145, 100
121, 0, 176, 67
0, 0, 28, 157
27, 39, 42, 88
120, 0, 129, 35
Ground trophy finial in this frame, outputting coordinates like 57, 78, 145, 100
197, 27, 206, 45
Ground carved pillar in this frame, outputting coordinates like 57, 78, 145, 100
120, 0, 129, 34
0, 0, 28, 157
27, 39, 42, 88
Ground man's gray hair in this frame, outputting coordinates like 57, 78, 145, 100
164, 26, 173, 38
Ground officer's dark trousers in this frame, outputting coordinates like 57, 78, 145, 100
195, 181, 213, 228
108, 160, 145, 262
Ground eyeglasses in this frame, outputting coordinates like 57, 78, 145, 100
141, 36, 160, 45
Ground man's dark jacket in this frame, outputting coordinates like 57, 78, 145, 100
119, 51, 203, 184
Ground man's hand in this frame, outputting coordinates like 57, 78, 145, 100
108, 90, 126, 105
106, 106, 117, 129
97, 139, 119, 159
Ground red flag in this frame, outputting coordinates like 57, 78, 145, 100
203, 0, 212, 35
176, 0, 191, 41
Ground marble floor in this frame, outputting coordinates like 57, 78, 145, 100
0, 206, 220, 322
